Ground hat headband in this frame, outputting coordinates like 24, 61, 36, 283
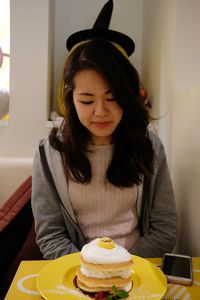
66, 0, 135, 57
69, 39, 128, 58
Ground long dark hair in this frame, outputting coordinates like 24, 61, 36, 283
50, 38, 154, 187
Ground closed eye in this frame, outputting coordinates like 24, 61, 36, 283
80, 100, 93, 104
106, 98, 115, 102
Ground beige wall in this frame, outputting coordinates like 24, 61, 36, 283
142, 0, 176, 159
171, 0, 200, 256
171, 85, 200, 255
142, 0, 200, 256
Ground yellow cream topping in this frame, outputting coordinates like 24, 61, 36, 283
97, 237, 116, 249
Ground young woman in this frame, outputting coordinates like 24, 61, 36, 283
31, 38, 178, 259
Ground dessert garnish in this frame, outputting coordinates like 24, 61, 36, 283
97, 237, 116, 249
94, 285, 129, 300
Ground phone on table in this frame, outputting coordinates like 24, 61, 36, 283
161, 253, 193, 286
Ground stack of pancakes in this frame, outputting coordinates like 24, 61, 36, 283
76, 237, 133, 293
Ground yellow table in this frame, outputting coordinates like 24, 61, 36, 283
5, 258, 200, 300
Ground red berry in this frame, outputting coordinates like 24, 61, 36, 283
95, 291, 105, 300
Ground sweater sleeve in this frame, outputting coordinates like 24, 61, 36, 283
130, 132, 178, 257
31, 147, 79, 259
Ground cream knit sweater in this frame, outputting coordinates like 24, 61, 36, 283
68, 144, 141, 250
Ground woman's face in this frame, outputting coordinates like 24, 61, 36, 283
73, 69, 123, 145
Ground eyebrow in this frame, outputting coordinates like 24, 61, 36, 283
77, 90, 112, 96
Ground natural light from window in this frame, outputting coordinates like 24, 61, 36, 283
0, 0, 10, 120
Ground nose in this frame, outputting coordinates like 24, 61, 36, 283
94, 100, 108, 116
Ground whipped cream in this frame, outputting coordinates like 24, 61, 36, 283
81, 238, 132, 264
80, 266, 131, 279
123, 281, 132, 292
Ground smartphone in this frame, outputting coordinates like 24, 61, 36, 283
161, 253, 193, 285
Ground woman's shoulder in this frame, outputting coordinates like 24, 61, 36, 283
37, 136, 59, 159
37, 137, 51, 153
35, 135, 63, 172
38, 126, 63, 148
38, 137, 48, 147
147, 125, 165, 158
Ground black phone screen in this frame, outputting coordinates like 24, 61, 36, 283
162, 255, 191, 278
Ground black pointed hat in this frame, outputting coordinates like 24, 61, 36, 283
66, 0, 135, 56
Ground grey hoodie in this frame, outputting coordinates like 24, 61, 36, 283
31, 130, 178, 259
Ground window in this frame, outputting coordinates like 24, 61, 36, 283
0, 0, 10, 120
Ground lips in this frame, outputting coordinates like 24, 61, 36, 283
92, 121, 112, 128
